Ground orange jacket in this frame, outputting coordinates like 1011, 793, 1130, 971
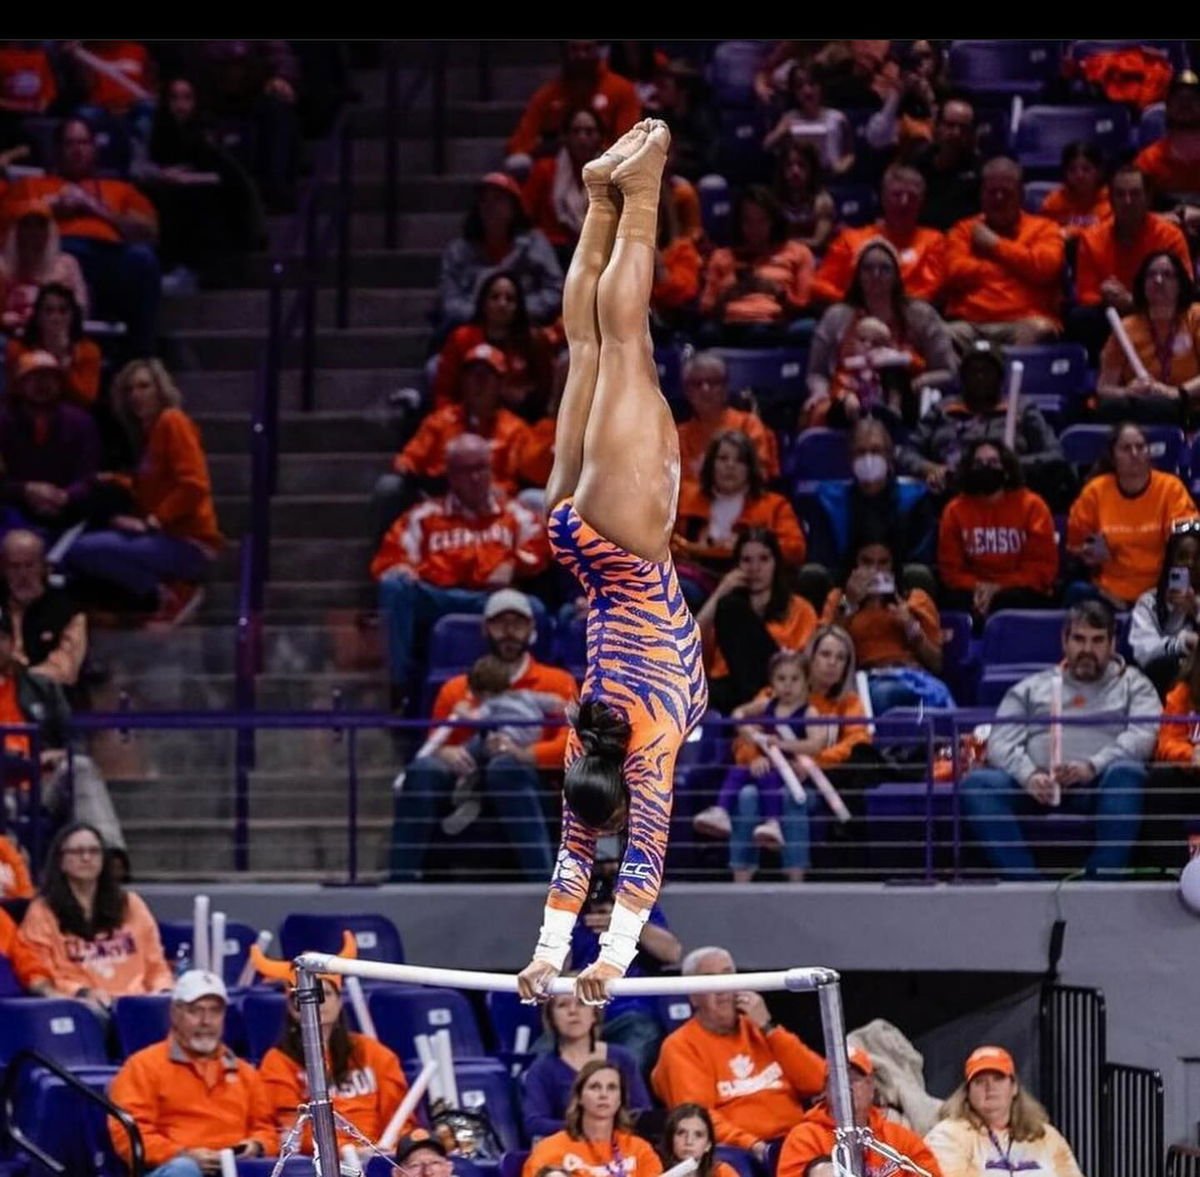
523, 156, 584, 247
79, 41, 153, 113
651, 1015, 826, 1149
709, 595, 820, 680
431, 324, 553, 410
109, 1038, 278, 1168
674, 484, 807, 568
1067, 470, 1197, 605
16, 890, 174, 997
370, 491, 549, 587
943, 212, 1064, 327
395, 404, 532, 494
653, 236, 704, 311
1075, 213, 1193, 306
7, 176, 157, 245
1136, 139, 1200, 199
0, 834, 31, 898
678, 409, 780, 486
810, 222, 946, 304
777, 1104, 944, 1177
6, 338, 102, 408
523, 1130, 663, 1177
0, 45, 56, 113
508, 64, 642, 157
516, 416, 556, 488
430, 656, 578, 769
1039, 184, 1112, 236
259, 1034, 411, 1151
732, 691, 869, 768
937, 488, 1059, 594
824, 587, 943, 671
1155, 681, 1200, 763
700, 241, 815, 323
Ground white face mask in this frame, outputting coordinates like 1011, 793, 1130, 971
852, 453, 889, 484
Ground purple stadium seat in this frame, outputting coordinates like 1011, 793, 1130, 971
1015, 105, 1132, 169
785, 428, 851, 483
657, 993, 694, 1035
982, 610, 1067, 667
1006, 342, 1092, 423
113, 992, 248, 1059
709, 41, 769, 107
158, 918, 259, 988
655, 342, 685, 406
697, 174, 733, 248
0, 955, 20, 997
828, 182, 878, 228
947, 40, 1060, 98
864, 781, 956, 872
485, 990, 542, 1055
1061, 424, 1185, 475
370, 986, 486, 1062
716, 106, 770, 183
714, 347, 809, 402
278, 911, 405, 964
0, 997, 108, 1068
242, 987, 287, 1064
426, 614, 554, 675
717, 1146, 762, 1177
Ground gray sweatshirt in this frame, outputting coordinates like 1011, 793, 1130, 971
986, 658, 1161, 785
1129, 588, 1198, 668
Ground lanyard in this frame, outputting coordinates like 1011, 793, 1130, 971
987, 1127, 1016, 1172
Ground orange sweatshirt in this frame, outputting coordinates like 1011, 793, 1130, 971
0, 834, 32, 898
1039, 184, 1112, 236
733, 691, 869, 768
811, 221, 946, 304
700, 241, 815, 323
708, 595, 819, 680
16, 890, 174, 996
1075, 213, 1192, 306
824, 587, 943, 671
674, 484, 807, 568
1135, 139, 1200, 199
523, 1130, 663, 1177
395, 403, 532, 494
109, 1038, 278, 1167
1155, 681, 1200, 763
943, 212, 1064, 328
430, 656, 578, 770
1067, 471, 1197, 605
778, 1104, 943, 1177
6, 338, 102, 408
678, 410, 780, 486
651, 1015, 826, 1148
259, 1034, 411, 1150
937, 488, 1059, 594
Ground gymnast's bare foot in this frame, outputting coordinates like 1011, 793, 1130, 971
611, 118, 671, 201
582, 122, 648, 196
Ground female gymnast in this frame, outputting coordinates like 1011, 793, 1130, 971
517, 120, 709, 1007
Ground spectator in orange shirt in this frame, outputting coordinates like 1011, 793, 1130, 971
1135, 71, 1200, 206
1067, 421, 1197, 609
0, 831, 31, 899
652, 182, 703, 334
0, 200, 89, 330
677, 352, 780, 487
1096, 251, 1200, 423
389, 588, 574, 882
373, 434, 550, 693
661, 1104, 741, 1177
507, 41, 642, 172
1039, 142, 1111, 237
938, 440, 1059, 626
64, 359, 221, 623
6, 282, 101, 408
109, 968, 277, 1174
525, 106, 605, 260
944, 157, 1064, 350
651, 945, 826, 1156
699, 186, 816, 345
65, 40, 155, 116
9, 117, 160, 355
373, 343, 533, 540
697, 528, 819, 713
772, 141, 836, 255
0, 40, 57, 117
811, 165, 947, 305
1152, 632, 1200, 857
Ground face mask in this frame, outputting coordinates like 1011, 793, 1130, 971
853, 453, 889, 485
963, 465, 1004, 496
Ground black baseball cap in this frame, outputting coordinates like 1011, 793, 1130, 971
395, 1131, 449, 1165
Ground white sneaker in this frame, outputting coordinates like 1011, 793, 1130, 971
752, 818, 784, 850
442, 771, 482, 835
693, 805, 732, 838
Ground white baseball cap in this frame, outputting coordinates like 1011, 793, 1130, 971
173, 969, 228, 1004
484, 589, 534, 621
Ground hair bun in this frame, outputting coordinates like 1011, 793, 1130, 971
573, 700, 632, 762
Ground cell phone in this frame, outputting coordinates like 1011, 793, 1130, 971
870, 572, 897, 599
1170, 566, 1191, 594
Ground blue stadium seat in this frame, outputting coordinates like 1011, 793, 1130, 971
828, 182, 878, 228
697, 174, 733, 248
485, 990, 542, 1055
158, 918, 260, 987
714, 347, 808, 403
242, 987, 288, 1063
451, 1058, 524, 1151
785, 428, 851, 483
370, 986, 486, 1062
425, 614, 554, 676
708, 41, 769, 107
1005, 343, 1091, 422
1015, 105, 1132, 169
982, 610, 1068, 667
1023, 180, 1057, 213
947, 40, 1060, 98
0, 997, 108, 1068
279, 911, 405, 963
656, 993, 694, 1035
1137, 103, 1166, 149
1061, 424, 1185, 474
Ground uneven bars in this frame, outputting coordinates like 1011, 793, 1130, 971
293, 955, 838, 994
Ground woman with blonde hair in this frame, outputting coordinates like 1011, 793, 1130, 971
64, 358, 222, 623
924, 1045, 1084, 1176
0, 200, 88, 331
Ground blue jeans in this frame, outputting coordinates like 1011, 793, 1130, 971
60, 236, 160, 356
960, 762, 1146, 878
64, 530, 211, 602
379, 579, 489, 687
148, 1159, 204, 1177
729, 782, 812, 874
390, 754, 553, 881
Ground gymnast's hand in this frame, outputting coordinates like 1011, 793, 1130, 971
576, 961, 622, 1006
517, 958, 559, 1003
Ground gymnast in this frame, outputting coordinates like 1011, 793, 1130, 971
517, 119, 709, 1007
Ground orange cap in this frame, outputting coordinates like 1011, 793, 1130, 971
462, 342, 508, 375
965, 1045, 1016, 1081
848, 1045, 874, 1075
250, 928, 357, 989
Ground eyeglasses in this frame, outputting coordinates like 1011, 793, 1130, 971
61, 846, 103, 858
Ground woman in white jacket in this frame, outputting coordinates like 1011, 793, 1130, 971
925, 1045, 1084, 1177
1129, 520, 1200, 696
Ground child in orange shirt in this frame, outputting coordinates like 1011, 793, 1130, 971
661, 1104, 741, 1177
1039, 142, 1111, 237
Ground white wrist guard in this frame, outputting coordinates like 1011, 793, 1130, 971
597, 901, 650, 973
532, 906, 576, 970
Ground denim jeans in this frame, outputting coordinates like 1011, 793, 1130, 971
729, 782, 813, 873
390, 753, 553, 881
148, 1158, 204, 1177
960, 761, 1146, 878
64, 531, 211, 603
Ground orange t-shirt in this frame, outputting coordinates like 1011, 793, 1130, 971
0, 835, 32, 899
523, 1130, 663, 1177
943, 212, 1064, 327
0, 45, 56, 114
396, 404, 531, 494
674, 484, 807, 568
6, 175, 157, 245
937, 487, 1059, 594
1155, 681, 1200, 763
1099, 305, 1200, 386
6, 338, 102, 408
1039, 184, 1112, 236
708, 594, 819, 680
431, 324, 553, 410
650, 1015, 826, 1149
653, 236, 704, 311
1067, 470, 1198, 605
825, 587, 943, 670
259, 1034, 411, 1151
1135, 138, 1200, 199
700, 241, 815, 323
678, 409, 780, 486
79, 42, 152, 113
810, 221, 946, 304
1075, 213, 1193, 306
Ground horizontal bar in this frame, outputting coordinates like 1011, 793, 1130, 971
293, 955, 838, 994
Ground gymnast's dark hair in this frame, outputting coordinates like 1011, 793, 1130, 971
564, 700, 632, 829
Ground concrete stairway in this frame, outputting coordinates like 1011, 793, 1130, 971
106, 41, 562, 881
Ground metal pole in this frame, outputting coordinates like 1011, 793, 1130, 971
336, 126, 353, 331
296, 966, 342, 1177
817, 980, 864, 1177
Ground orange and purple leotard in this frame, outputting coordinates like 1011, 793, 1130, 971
546, 498, 708, 915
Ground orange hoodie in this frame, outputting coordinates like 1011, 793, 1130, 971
523, 1130, 663, 1177
259, 1034, 411, 1151
1075, 213, 1192, 306
678, 409, 780, 487
0, 834, 31, 899
811, 221, 946, 304
651, 1015, 826, 1149
16, 890, 174, 997
777, 1103, 944, 1177
937, 487, 1059, 594
1066, 470, 1197, 605
109, 1038, 278, 1167
674, 484, 807, 568
1155, 681, 1200, 763
943, 212, 1064, 327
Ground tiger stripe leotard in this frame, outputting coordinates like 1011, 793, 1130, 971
547, 497, 708, 916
